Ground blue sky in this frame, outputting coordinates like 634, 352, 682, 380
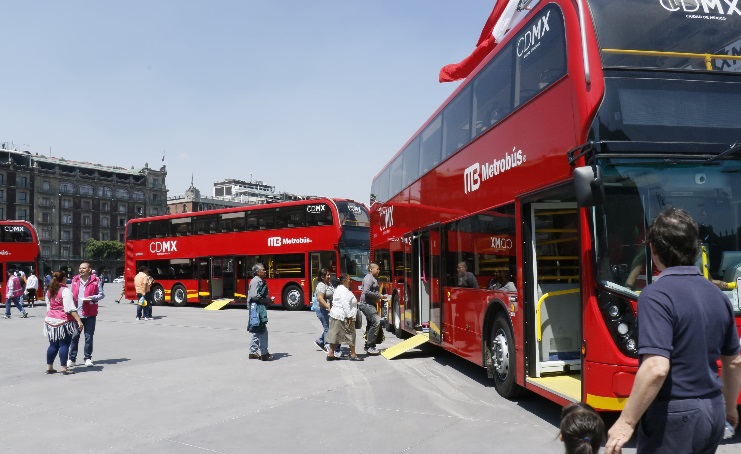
1, 0, 493, 206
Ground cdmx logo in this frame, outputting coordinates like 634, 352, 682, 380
150, 240, 178, 253
306, 204, 326, 214
517, 10, 552, 58
660, 0, 741, 15
491, 237, 514, 249
379, 206, 394, 230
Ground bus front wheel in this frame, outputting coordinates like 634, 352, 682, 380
151, 284, 165, 306
489, 314, 522, 398
172, 284, 187, 307
282, 285, 303, 311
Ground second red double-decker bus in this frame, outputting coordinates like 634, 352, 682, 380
124, 198, 369, 309
0, 220, 42, 304
371, 0, 741, 410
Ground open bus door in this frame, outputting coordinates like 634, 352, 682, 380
403, 227, 442, 339
524, 202, 582, 403
196, 258, 211, 300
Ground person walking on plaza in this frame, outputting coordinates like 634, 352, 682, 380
134, 266, 153, 320
326, 273, 360, 361
4, 269, 28, 319
559, 402, 605, 454
25, 271, 39, 308
68, 262, 104, 367
248, 263, 273, 361
358, 263, 384, 355
44, 271, 83, 375
605, 208, 741, 454
313, 268, 337, 353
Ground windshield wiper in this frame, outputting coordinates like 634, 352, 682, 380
707, 140, 741, 163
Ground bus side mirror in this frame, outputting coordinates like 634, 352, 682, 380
574, 166, 604, 207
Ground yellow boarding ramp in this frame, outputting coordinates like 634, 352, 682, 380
204, 298, 233, 311
381, 332, 429, 359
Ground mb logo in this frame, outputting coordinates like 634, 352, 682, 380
464, 163, 481, 194
268, 237, 282, 247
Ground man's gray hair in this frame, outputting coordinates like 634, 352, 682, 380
252, 263, 265, 274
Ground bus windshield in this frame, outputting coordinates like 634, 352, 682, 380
592, 157, 741, 312
335, 201, 370, 227
588, 0, 741, 71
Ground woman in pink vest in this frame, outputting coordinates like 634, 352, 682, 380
44, 271, 83, 375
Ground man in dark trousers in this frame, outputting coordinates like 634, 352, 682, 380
606, 208, 741, 453
359, 263, 384, 355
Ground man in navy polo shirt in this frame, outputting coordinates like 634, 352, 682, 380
606, 208, 741, 454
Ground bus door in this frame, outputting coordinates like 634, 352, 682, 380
221, 257, 236, 299
404, 228, 442, 337
528, 203, 581, 378
196, 258, 211, 300
309, 251, 335, 294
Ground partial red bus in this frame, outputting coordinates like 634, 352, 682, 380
124, 198, 369, 309
0, 220, 41, 304
371, 0, 741, 410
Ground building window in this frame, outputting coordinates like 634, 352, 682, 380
62, 246, 71, 257
152, 193, 160, 202
136, 205, 144, 217
118, 203, 127, 213
98, 187, 112, 198
101, 231, 110, 241
42, 212, 51, 223
101, 216, 110, 227
0, 208, 4, 219
0, 174, 4, 185
18, 176, 28, 188
62, 230, 71, 241
133, 191, 144, 201
62, 214, 72, 224
152, 178, 160, 188
82, 200, 92, 210
115, 188, 129, 199
182, 204, 187, 213
17, 209, 28, 221
42, 229, 51, 240
118, 233, 125, 242
101, 202, 109, 211
60, 182, 74, 194
83, 215, 91, 225
42, 180, 50, 190
119, 217, 127, 227
17, 191, 27, 204
0, 189, 4, 203
151, 207, 160, 216
62, 198, 72, 209
41, 197, 51, 207
42, 246, 51, 256
80, 185, 93, 196
82, 231, 91, 242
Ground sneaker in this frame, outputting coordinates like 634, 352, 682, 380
248, 353, 260, 359
21, 312, 28, 318
67, 360, 76, 368
365, 347, 380, 355
144, 317, 153, 320
260, 353, 274, 361
314, 339, 324, 350
85, 359, 94, 367
3, 315, 10, 319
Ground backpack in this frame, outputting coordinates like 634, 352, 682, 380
248, 302, 261, 329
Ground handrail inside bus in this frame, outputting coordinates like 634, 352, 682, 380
601, 48, 741, 71
536, 288, 580, 342
576, 0, 590, 86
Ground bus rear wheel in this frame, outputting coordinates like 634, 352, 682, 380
490, 314, 522, 398
171, 284, 187, 307
151, 284, 165, 306
282, 285, 303, 311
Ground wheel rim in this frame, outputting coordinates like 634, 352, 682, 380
492, 329, 510, 379
285, 288, 301, 308
173, 288, 185, 304
153, 287, 163, 304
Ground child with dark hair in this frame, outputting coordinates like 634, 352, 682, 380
560, 402, 605, 454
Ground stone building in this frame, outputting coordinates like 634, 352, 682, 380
0, 144, 167, 277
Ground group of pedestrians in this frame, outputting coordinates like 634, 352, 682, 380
44, 262, 104, 374
312, 263, 385, 361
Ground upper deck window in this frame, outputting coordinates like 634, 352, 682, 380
0, 224, 34, 242
336, 202, 369, 227
589, 0, 741, 71
306, 203, 334, 226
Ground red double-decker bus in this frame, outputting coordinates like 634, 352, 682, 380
0, 220, 41, 304
124, 198, 369, 310
370, 0, 741, 410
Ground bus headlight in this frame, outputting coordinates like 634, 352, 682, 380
617, 323, 629, 335
607, 304, 621, 318
625, 338, 637, 353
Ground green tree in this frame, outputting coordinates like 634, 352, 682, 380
85, 239, 124, 261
